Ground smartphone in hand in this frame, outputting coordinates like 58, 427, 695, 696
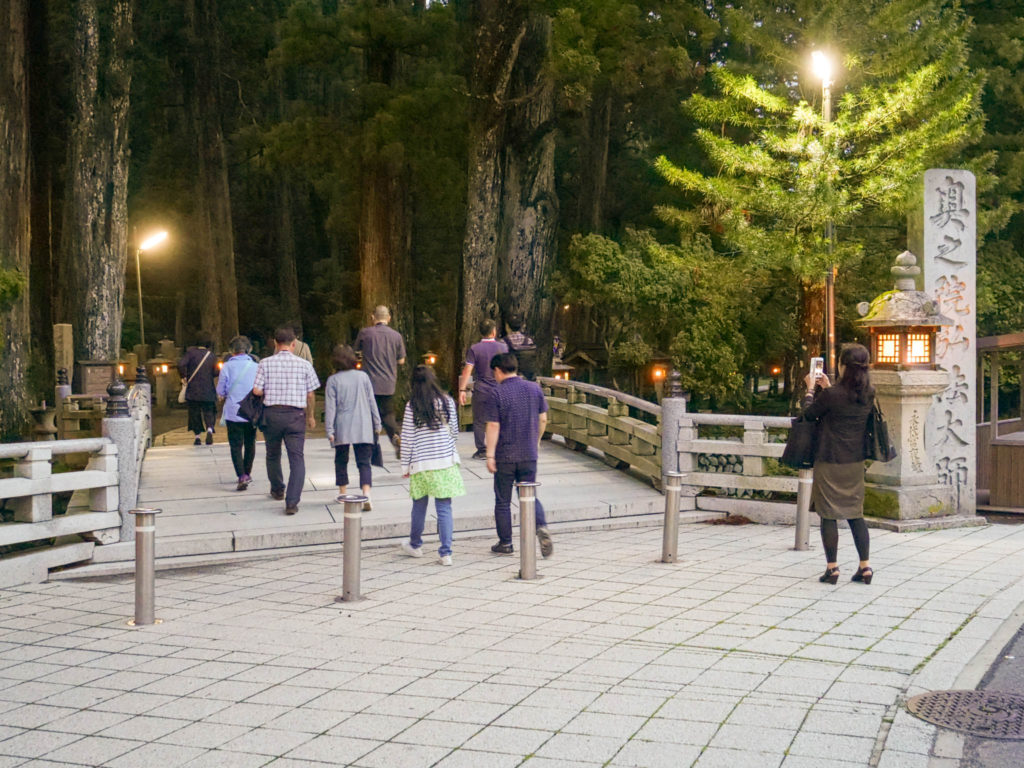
810, 357, 824, 382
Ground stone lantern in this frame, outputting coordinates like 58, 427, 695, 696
856, 250, 958, 525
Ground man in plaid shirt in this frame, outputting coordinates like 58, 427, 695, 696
253, 327, 320, 515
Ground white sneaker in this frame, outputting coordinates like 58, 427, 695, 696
400, 540, 422, 558
438, 555, 453, 566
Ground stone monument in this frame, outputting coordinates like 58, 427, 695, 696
922, 169, 977, 515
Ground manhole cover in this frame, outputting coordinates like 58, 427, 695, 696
906, 690, 1024, 739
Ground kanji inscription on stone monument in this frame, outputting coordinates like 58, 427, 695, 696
923, 169, 976, 514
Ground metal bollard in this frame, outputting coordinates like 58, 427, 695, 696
794, 467, 812, 551
336, 495, 368, 602
128, 508, 162, 626
516, 482, 541, 580
661, 472, 684, 563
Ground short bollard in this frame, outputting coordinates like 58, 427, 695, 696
336, 494, 368, 602
661, 472, 684, 563
128, 508, 162, 626
794, 468, 812, 551
516, 482, 540, 580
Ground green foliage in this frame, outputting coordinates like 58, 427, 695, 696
654, 0, 986, 368
553, 230, 749, 403
0, 267, 26, 313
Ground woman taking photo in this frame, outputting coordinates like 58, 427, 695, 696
803, 343, 875, 585
325, 345, 381, 511
399, 365, 464, 566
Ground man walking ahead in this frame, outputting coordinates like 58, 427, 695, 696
355, 306, 406, 454
459, 319, 508, 459
484, 353, 553, 557
253, 327, 320, 515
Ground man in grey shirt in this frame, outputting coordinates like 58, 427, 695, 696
354, 305, 406, 452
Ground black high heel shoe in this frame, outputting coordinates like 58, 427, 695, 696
851, 567, 873, 585
819, 567, 840, 584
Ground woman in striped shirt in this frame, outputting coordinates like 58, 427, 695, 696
399, 365, 464, 566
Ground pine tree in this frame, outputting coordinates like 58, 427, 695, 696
655, 0, 985, 375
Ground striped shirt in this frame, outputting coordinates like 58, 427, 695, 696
400, 396, 460, 475
253, 350, 320, 408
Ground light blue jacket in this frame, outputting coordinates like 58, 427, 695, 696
325, 369, 381, 445
216, 354, 258, 422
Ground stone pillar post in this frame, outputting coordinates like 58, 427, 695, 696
865, 369, 954, 520
922, 169, 977, 514
102, 379, 140, 542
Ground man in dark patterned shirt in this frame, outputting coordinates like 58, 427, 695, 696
483, 353, 553, 557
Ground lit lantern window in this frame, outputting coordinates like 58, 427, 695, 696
876, 334, 900, 365
907, 333, 930, 365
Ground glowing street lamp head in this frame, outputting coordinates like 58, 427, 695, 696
811, 51, 834, 87
139, 231, 169, 251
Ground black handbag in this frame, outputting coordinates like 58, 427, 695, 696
865, 399, 897, 462
781, 415, 817, 469
236, 390, 265, 428
370, 434, 385, 468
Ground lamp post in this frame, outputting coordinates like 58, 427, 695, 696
135, 231, 168, 348
812, 51, 836, 376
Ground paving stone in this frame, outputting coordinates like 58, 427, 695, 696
351, 741, 451, 768
39, 735, 141, 764
609, 739, 702, 767
534, 732, 625, 763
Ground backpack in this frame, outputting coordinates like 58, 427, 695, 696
504, 332, 538, 380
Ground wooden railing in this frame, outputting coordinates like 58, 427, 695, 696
537, 378, 798, 521
538, 377, 663, 486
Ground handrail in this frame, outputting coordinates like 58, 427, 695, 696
537, 376, 662, 417
682, 413, 793, 429
0, 437, 110, 459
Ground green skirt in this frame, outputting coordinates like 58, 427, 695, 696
409, 465, 466, 500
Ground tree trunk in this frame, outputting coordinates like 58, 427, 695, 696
358, 155, 411, 347
576, 85, 611, 233
357, 1, 413, 368
497, 15, 559, 374
277, 181, 301, 328
457, 0, 529, 359
184, 0, 238, 350
796, 278, 825, 407
60, 0, 133, 364
0, 0, 32, 436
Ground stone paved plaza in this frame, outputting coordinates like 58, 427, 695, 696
2, 521, 1024, 767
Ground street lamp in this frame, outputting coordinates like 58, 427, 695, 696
812, 50, 837, 376
135, 231, 168, 348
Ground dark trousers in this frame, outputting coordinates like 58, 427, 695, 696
187, 401, 216, 434
374, 394, 399, 441
493, 459, 547, 545
472, 384, 496, 451
226, 420, 256, 478
263, 406, 306, 507
335, 443, 373, 488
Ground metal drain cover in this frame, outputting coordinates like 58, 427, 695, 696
906, 690, 1024, 739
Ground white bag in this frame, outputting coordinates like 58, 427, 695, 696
178, 349, 212, 405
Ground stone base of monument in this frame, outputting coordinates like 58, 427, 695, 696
863, 482, 985, 531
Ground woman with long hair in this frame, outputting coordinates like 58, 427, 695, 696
803, 343, 876, 585
178, 331, 218, 446
399, 365, 464, 566
325, 344, 381, 511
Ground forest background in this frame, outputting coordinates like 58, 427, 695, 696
1, 0, 1022, 438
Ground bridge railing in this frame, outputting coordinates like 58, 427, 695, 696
673, 413, 798, 518
0, 379, 151, 586
538, 378, 798, 519
538, 377, 663, 486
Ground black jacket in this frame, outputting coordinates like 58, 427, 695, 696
178, 346, 217, 403
802, 383, 873, 464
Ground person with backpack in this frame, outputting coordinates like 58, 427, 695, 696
502, 314, 538, 381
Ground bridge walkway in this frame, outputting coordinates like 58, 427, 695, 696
64, 430, 716, 575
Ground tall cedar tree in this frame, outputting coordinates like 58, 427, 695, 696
656, 0, 985, 385
0, 0, 32, 437
966, 0, 1024, 335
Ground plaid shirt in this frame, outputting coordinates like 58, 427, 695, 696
253, 351, 320, 408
